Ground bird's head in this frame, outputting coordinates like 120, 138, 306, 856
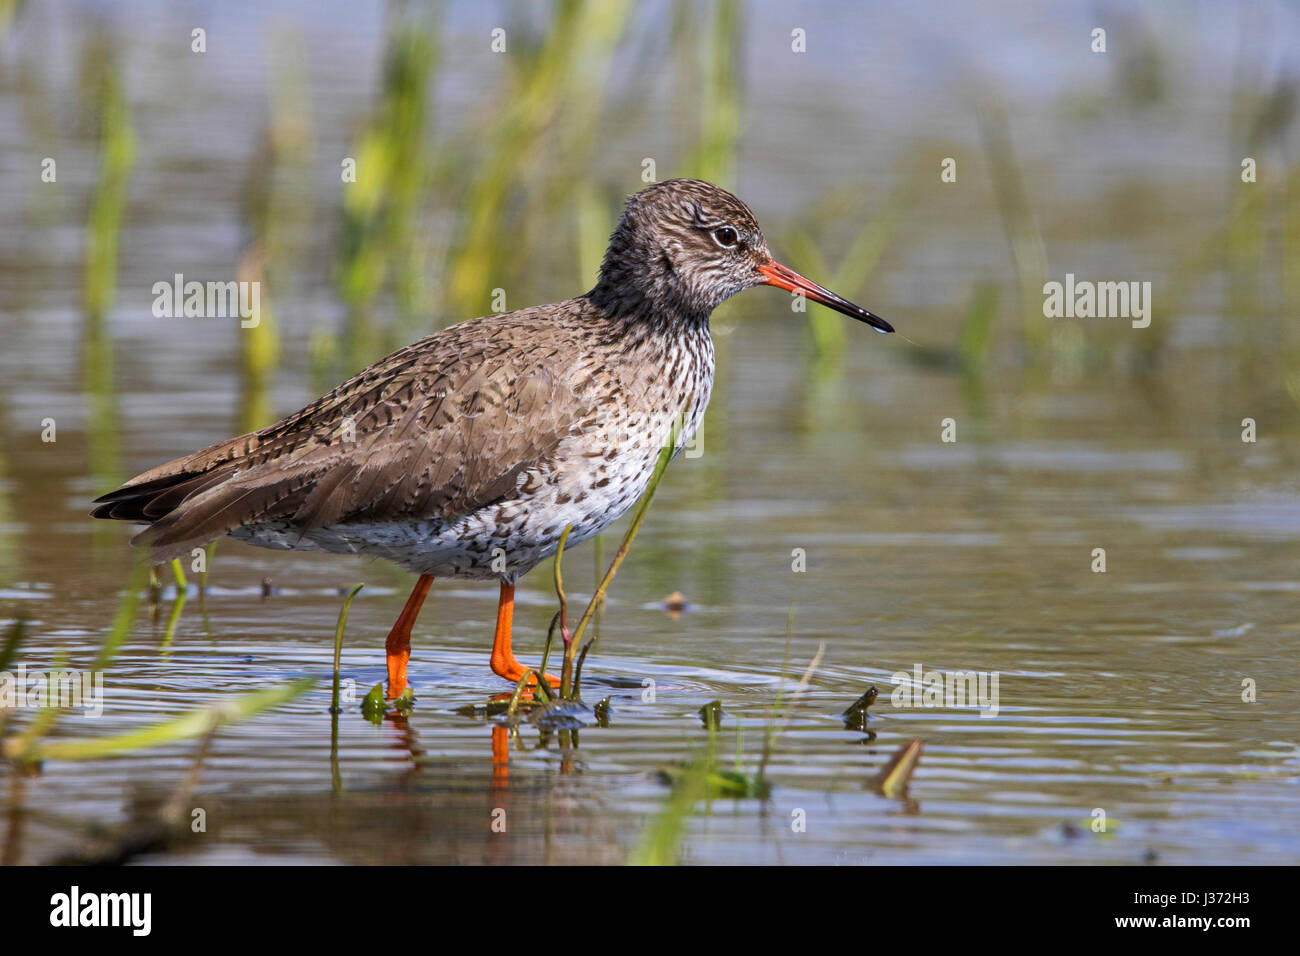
591, 178, 892, 333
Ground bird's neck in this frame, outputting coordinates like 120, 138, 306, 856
587, 277, 711, 333
578, 280, 715, 378
587, 232, 713, 331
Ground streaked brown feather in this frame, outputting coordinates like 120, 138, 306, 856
92, 179, 766, 572
94, 308, 600, 562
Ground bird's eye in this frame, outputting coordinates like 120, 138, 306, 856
712, 226, 739, 248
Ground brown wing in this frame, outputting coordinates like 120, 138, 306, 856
91, 312, 593, 563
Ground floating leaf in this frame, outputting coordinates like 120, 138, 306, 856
872, 738, 923, 799
360, 682, 387, 723
657, 764, 770, 800
841, 685, 878, 731
391, 684, 415, 715
698, 699, 723, 731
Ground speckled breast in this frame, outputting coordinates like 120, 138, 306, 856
232, 321, 716, 581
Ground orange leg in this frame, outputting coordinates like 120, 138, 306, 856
488, 581, 559, 686
491, 724, 509, 788
385, 574, 433, 699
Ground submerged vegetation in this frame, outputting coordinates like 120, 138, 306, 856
1, 580, 313, 866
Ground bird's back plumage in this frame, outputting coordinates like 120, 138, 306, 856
93, 296, 713, 577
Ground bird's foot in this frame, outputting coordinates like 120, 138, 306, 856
494, 660, 560, 688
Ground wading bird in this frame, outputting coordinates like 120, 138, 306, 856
93, 179, 892, 697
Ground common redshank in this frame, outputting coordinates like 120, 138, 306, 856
92, 179, 892, 697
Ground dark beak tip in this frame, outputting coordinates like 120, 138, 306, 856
759, 259, 894, 334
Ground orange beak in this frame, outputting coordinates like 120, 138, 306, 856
757, 260, 893, 333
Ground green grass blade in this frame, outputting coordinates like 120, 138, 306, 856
5, 678, 316, 762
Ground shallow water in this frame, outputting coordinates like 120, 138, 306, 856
2, 1, 1299, 865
